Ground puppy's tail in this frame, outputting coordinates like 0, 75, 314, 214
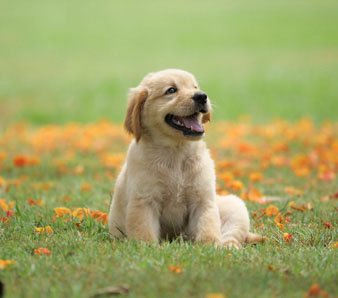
245, 232, 266, 244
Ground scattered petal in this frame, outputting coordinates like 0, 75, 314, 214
0, 259, 17, 269
169, 264, 183, 274
34, 248, 51, 256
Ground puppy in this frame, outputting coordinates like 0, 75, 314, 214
108, 69, 264, 248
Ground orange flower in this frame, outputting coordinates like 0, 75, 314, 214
35, 226, 53, 235
305, 283, 328, 297
241, 186, 263, 202
266, 205, 279, 217
323, 222, 334, 229
27, 156, 41, 166
0, 152, 7, 163
101, 153, 125, 169
229, 180, 244, 191
30, 182, 53, 191
54, 207, 72, 217
0, 259, 17, 269
91, 210, 108, 224
318, 168, 336, 182
219, 172, 234, 184
169, 264, 183, 274
283, 233, 292, 242
249, 172, 263, 183
28, 197, 44, 206
6, 210, 15, 217
0, 199, 14, 212
81, 183, 93, 192
73, 165, 85, 175
72, 208, 91, 220
34, 248, 51, 256
284, 186, 303, 196
0, 176, 6, 187
274, 213, 284, 231
13, 155, 28, 167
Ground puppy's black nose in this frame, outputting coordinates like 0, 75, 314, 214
192, 92, 207, 105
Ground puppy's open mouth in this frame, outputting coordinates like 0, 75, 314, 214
165, 113, 204, 136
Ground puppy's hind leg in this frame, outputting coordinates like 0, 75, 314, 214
216, 195, 251, 249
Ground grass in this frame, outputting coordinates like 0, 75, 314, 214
1, 0, 338, 297
1, 0, 338, 126
0, 120, 337, 298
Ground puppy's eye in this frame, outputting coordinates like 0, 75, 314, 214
165, 87, 177, 95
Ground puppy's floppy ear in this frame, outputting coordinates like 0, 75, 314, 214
124, 87, 148, 142
202, 112, 211, 124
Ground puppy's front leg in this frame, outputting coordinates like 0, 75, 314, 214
126, 199, 160, 242
188, 203, 221, 245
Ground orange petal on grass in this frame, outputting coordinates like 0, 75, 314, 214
249, 172, 264, 183
323, 222, 334, 229
265, 205, 279, 217
91, 210, 108, 224
284, 186, 303, 196
169, 264, 183, 274
274, 213, 284, 231
304, 283, 328, 297
0, 199, 14, 212
206, 294, 226, 298
240, 186, 263, 202
35, 226, 53, 235
320, 196, 330, 203
0, 152, 7, 163
81, 183, 93, 192
6, 210, 15, 217
0, 176, 6, 187
13, 155, 28, 167
0, 259, 17, 269
318, 169, 336, 182
28, 197, 44, 206
218, 171, 234, 184
229, 180, 244, 191
73, 165, 85, 175
54, 207, 72, 217
283, 233, 292, 242
72, 208, 91, 220
34, 248, 51, 256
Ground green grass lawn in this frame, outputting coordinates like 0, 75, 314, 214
0, 120, 337, 298
1, 0, 338, 297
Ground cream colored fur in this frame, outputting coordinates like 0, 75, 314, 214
108, 69, 264, 248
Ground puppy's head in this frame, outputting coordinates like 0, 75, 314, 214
124, 69, 211, 142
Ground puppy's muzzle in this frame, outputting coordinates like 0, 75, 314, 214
193, 92, 208, 113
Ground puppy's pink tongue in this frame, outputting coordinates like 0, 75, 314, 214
179, 115, 204, 133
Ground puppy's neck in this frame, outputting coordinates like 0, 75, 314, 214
139, 133, 203, 153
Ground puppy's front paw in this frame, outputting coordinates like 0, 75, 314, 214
222, 238, 242, 249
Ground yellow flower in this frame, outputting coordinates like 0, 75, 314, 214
35, 226, 53, 235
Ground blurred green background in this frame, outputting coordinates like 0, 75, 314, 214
1, 0, 338, 126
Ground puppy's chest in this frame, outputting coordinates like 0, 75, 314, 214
153, 161, 195, 228
154, 162, 192, 203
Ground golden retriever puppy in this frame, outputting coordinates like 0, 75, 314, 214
108, 69, 264, 248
